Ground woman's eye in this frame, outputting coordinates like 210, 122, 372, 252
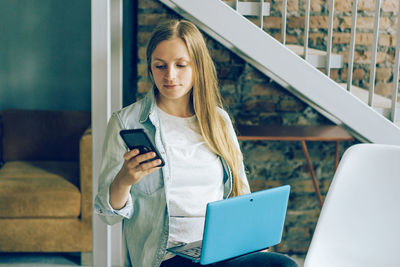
155, 65, 166, 69
177, 64, 187, 68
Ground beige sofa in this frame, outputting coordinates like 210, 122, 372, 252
0, 109, 92, 264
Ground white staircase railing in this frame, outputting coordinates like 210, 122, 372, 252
255, 0, 400, 123
159, 0, 400, 145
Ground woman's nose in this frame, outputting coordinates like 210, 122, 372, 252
165, 66, 177, 81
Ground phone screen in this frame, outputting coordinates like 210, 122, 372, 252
122, 131, 151, 151
120, 129, 165, 167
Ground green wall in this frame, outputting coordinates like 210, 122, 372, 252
0, 0, 91, 111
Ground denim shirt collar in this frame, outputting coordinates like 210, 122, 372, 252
139, 87, 158, 124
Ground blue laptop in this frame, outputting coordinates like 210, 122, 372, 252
167, 185, 290, 265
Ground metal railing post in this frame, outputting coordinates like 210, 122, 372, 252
326, 0, 335, 77
368, 0, 382, 107
281, 0, 288, 44
347, 0, 358, 92
391, 5, 400, 122
304, 0, 311, 60
259, 0, 264, 29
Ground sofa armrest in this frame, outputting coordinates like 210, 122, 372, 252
80, 127, 92, 224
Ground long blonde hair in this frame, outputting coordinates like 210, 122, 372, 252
146, 19, 244, 196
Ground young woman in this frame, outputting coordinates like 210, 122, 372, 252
95, 19, 297, 267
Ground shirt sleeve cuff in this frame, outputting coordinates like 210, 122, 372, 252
110, 195, 133, 218
94, 188, 134, 219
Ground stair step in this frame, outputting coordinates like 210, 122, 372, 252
286, 44, 343, 69
339, 83, 400, 122
223, 1, 270, 17
339, 83, 399, 108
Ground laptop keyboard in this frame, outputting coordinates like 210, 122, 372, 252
180, 245, 202, 259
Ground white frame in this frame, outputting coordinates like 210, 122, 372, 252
91, 0, 124, 266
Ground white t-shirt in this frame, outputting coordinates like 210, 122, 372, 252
157, 107, 224, 248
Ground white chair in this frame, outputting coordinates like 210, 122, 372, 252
304, 144, 400, 267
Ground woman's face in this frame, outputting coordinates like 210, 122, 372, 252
151, 38, 194, 104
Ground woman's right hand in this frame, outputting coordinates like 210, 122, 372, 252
110, 149, 162, 210
116, 149, 162, 186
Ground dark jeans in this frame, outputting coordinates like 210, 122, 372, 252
160, 252, 298, 267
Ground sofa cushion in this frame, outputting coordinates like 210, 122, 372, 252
0, 161, 81, 218
0, 218, 92, 252
1, 109, 90, 161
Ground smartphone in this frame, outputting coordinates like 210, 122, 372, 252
119, 129, 165, 167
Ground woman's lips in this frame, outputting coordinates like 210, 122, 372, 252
164, 84, 179, 89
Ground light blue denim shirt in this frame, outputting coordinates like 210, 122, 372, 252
94, 89, 250, 267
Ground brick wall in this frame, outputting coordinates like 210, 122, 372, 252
136, 0, 358, 256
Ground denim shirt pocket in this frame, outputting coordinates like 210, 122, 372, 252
131, 168, 164, 195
